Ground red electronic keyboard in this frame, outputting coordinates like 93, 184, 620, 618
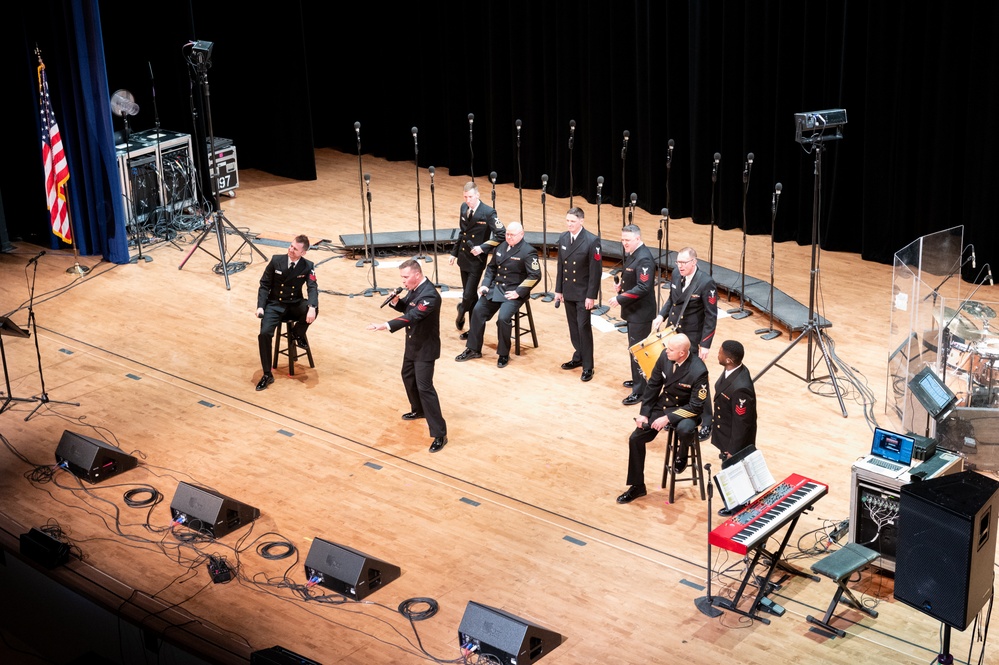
710, 473, 828, 555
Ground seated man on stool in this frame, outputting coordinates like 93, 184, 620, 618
455, 222, 540, 368
617, 334, 709, 504
255, 234, 318, 390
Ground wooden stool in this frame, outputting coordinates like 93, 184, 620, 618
513, 299, 538, 355
660, 425, 706, 503
806, 542, 879, 637
273, 319, 314, 376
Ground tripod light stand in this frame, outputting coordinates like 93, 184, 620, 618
755, 183, 783, 340
755, 111, 849, 418
728, 152, 754, 319
177, 40, 265, 289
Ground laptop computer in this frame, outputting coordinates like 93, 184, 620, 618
852, 427, 915, 479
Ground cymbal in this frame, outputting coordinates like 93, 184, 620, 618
934, 307, 981, 341
963, 301, 996, 320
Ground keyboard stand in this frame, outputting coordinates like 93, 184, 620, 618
711, 512, 820, 623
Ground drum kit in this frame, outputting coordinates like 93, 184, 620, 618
940, 301, 999, 407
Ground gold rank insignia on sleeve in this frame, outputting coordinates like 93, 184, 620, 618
698, 384, 708, 400
530, 257, 540, 271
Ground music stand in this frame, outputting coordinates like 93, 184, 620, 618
0, 316, 35, 414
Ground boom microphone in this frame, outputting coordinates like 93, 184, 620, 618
380, 286, 404, 308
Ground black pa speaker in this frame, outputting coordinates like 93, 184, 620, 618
55, 430, 138, 484
169, 482, 260, 538
303, 537, 401, 600
250, 646, 322, 664
894, 470, 999, 630
458, 601, 565, 665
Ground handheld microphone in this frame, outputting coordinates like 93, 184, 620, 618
516, 118, 522, 137
569, 119, 576, 149
971, 246, 977, 269
541, 174, 549, 192
630, 192, 637, 207
555, 299, 561, 309
661, 208, 668, 220
411, 126, 418, 142
429, 165, 435, 180
364, 173, 371, 186
667, 138, 674, 165
468, 113, 474, 125
596, 176, 604, 195
354, 121, 361, 136
989, 266, 994, 286
27, 250, 46, 265
713, 152, 720, 177
773, 182, 782, 209
622, 130, 630, 158
490, 171, 497, 185
380, 286, 404, 308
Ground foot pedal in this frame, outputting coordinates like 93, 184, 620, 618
207, 555, 232, 583
758, 596, 785, 617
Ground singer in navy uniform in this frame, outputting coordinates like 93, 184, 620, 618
367, 260, 448, 453
255, 235, 318, 391
711, 340, 757, 459
608, 225, 657, 405
616, 334, 710, 504
455, 222, 540, 368
448, 181, 505, 333
653, 246, 718, 438
554, 207, 602, 382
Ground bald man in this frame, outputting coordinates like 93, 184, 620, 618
617, 333, 710, 504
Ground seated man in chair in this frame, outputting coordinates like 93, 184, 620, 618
617, 334, 709, 504
255, 234, 318, 390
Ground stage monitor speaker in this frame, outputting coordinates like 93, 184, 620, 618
303, 537, 401, 601
169, 482, 260, 538
250, 646, 322, 664
894, 470, 999, 630
55, 430, 138, 484
457, 601, 565, 665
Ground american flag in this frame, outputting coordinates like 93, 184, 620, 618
37, 54, 71, 243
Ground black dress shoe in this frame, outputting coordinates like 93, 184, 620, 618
255, 374, 274, 391
616, 485, 647, 504
291, 334, 309, 351
673, 455, 688, 474
560, 359, 583, 370
429, 436, 448, 453
455, 348, 482, 362
455, 304, 465, 331
621, 393, 641, 406
402, 411, 425, 420
459, 331, 469, 340
698, 424, 712, 441
622, 380, 634, 388
497, 355, 510, 368
580, 369, 594, 382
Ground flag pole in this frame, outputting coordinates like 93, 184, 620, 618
63, 183, 90, 275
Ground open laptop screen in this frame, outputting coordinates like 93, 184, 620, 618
871, 427, 915, 466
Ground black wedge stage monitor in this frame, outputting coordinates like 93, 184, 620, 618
908, 366, 958, 422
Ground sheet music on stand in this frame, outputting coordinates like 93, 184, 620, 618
713, 445, 776, 511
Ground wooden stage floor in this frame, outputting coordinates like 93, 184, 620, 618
1, 148, 996, 664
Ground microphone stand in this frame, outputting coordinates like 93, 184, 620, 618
656, 208, 669, 311
621, 131, 630, 227
429, 166, 448, 291
568, 120, 576, 207
939, 265, 994, 388
756, 183, 783, 340
411, 127, 430, 263
361, 174, 388, 297
694, 463, 724, 617
923, 244, 975, 303
665, 139, 674, 211
708, 153, 720, 276
591, 176, 610, 316
727, 153, 754, 319
515, 119, 524, 224
23, 256, 79, 421
468, 113, 475, 183
353, 122, 375, 269
533, 175, 554, 301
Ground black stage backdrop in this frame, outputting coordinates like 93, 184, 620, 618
2, 1, 996, 276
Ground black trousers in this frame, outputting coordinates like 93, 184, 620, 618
458, 263, 487, 320
258, 301, 310, 374
402, 358, 446, 438
563, 299, 594, 370
626, 319, 653, 396
626, 412, 697, 487
466, 296, 524, 357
